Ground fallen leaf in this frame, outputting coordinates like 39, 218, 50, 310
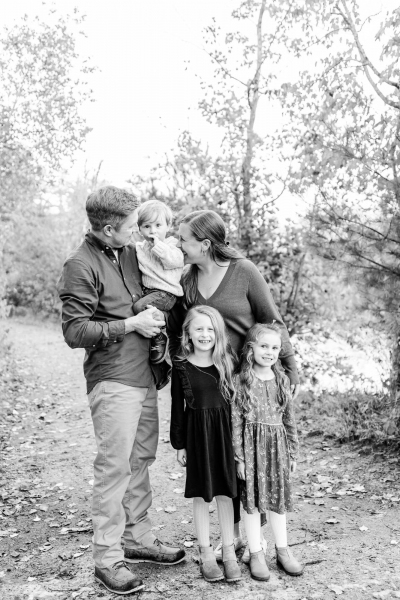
184, 541, 194, 547
169, 473, 183, 480
326, 518, 339, 524
155, 507, 163, 512
164, 506, 177, 513
79, 544, 90, 550
359, 526, 368, 532
181, 520, 189, 524
173, 488, 184, 494
390, 540, 398, 545
331, 507, 340, 511
351, 484, 366, 492
328, 584, 344, 595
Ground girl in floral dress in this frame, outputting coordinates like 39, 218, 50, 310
232, 323, 304, 581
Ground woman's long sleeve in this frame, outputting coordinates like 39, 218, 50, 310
170, 367, 186, 450
282, 398, 299, 461
231, 397, 245, 462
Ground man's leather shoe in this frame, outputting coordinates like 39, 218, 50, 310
94, 561, 144, 595
150, 332, 168, 364
124, 538, 185, 565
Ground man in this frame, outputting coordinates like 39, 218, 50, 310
57, 186, 185, 595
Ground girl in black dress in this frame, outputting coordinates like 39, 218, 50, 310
170, 306, 242, 583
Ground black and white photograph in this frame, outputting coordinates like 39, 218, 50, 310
0, 1, 399, 599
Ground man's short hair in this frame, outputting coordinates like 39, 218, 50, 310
86, 186, 140, 231
137, 200, 173, 228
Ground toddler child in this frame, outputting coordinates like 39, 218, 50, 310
135, 200, 184, 364
170, 306, 242, 583
232, 323, 303, 580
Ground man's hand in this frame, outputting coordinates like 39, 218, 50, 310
236, 460, 245, 480
177, 449, 187, 467
124, 306, 165, 337
290, 383, 300, 400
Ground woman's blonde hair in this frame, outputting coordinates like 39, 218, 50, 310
177, 305, 236, 402
235, 323, 290, 414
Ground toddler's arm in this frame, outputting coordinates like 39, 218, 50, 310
152, 237, 184, 270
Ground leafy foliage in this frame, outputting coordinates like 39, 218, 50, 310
0, 8, 94, 316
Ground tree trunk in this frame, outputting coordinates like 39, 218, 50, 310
240, 0, 266, 247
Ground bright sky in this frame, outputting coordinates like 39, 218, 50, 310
3, 0, 399, 187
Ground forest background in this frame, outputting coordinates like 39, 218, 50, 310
1, 0, 399, 446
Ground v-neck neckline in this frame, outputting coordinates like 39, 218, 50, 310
197, 259, 237, 303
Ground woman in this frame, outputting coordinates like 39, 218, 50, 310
167, 210, 300, 560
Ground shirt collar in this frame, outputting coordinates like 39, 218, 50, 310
85, 231, 125, 254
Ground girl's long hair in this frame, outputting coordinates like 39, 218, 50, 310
180, 210, 242, 308
235, 323, 290, 414
177, 305, 236, 402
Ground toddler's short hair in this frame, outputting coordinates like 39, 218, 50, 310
137, 200, 173, 228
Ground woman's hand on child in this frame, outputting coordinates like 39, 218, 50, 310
236, 460, 245, 480
290, 460, 297, 474
177, 449, 187, 467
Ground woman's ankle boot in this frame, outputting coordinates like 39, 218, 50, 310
198, 545, 224, 582
276, 546, 304, 576
222, 543, 242, 582
249, 549, 270, 581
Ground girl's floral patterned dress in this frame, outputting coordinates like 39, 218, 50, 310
231, 373, 299, 515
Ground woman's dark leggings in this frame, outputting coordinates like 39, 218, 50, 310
233, 480, 267, 527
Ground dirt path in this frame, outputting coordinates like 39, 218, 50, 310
0, 319, 399, 600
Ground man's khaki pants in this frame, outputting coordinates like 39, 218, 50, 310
88, 381, 158, 568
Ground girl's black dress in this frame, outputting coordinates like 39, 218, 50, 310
170, 359, 237, 502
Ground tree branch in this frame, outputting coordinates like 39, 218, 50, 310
337, 0, 400, 108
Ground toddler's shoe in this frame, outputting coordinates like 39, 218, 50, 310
213, 536, 245, 562
241, 537, 267, 564
198, 545, 224, 583
249, 549, 270, 581
150, 331, 168, 364
222, 543, 242, 582
276, 545, 304, 576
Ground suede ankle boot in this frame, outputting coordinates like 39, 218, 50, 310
276, 546, 304, 576
222, 543, 242, 582
198, 545, 224, 582
249, 549, 270, 581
